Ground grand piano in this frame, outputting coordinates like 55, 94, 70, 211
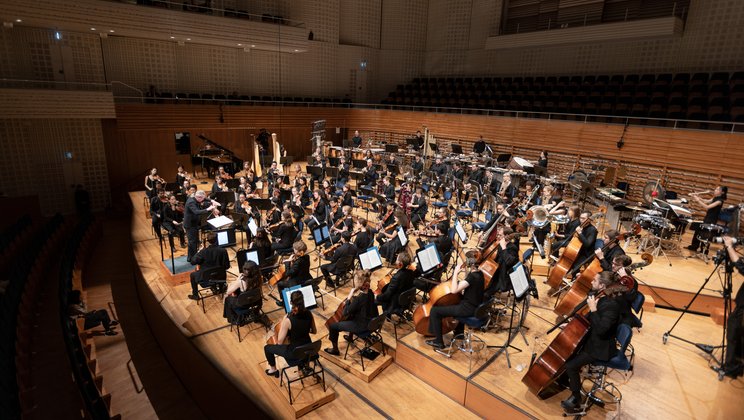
191, 134, 244, 178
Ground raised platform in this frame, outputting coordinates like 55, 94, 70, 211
259, 361, 335, 418
319, 338, 393, 383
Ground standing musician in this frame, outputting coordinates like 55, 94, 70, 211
594, 230, 626, 271
264, 291, 317, 377
687, 185, 727, 253
425, 251, 485, 349
353, 218, 374, 252
351, 130, 363, 147
275, 241, 311, 306
379, 210, 410, 263
484, 225, 520, 296
304, 189, 328, 232
321, 232, 358, 289
330, 205, 354, 243
162, 194, 186, 249
184, 190, 220, 262
337, 156, 350, 186
411, 155, 424, 177
271, 211, 297, 252
341, 184, 354, 208
561, 271, 625, 412
324, 271, 378, 356
187, 232, 230, 300
376, 252, 416, 317
145, 167, 165, 199
473, 135, 487, 154
176, 164, 189, 187
409, 185, 428, 229
361, 159, 378, 188
413, 130, 425, 151
537, 150, 548, 168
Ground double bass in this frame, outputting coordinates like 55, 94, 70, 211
546, 208, 605, 289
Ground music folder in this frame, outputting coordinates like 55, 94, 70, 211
416, 243, 441, 274
397, 226, 408, 247
509, 262, 530, 299
312, 223, 331, 246
208, 215, 234, 229
282, 284, 318, 313
454, 220, 467, 243
247, 217, 258, 236
216, 228, 237, 248
245, 249, 259, 265
359, 246, 383, 271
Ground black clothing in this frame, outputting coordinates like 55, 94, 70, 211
276, 254, 312, 302
537, 157, 548, 168
362, 167, 378, 186
354, 230, 373, 252
272, 223, 296, 250
342, 191, 354, 208
430, 163, 447, 179
411, 159, 424, 176
223, 285, 262, 323
376, 268, 416, 315
162, 205, 186, 247
487, 242, 519, 294
599, 244, 626, 272
704, 196, 724, 224
383, 184, 395, 201
473, 140, 486, 154
321, 242, 358, 284
264, 310, 313, 367
352, 135, 363, 147
571, 224, 598, 273
329, 290, 378, 346
410, 194, 427, 228
428, 271, 484, 342
189, 244, 230, 295
338, 163, 350, 184
461, 271, 485, 308
184, 196, 211, 260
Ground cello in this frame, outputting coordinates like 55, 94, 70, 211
412, 260, 472, 336
546, 208, 605, 289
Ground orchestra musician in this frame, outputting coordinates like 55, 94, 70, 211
144, 167, 164, 199
304, 189, 328, 232
251, 227, 274, 263
425, 251, 484, 349
264, 291, 317, 377
330, 205, 354, 243
497, 172, 517, 202
484, 225, 520, 297
377, 177, 395, 212
452, 162, 464, 181
376, 252, 416, 317
271, 211, 297, 252
176, 164, 189, 187
376, 202, 397, 244
411, 155, 424, 177
217, 165, 232, 180
183, 190, 219, 262
341, 184, 354, 208
267, 161, 283, 186
267, 202, 282, 226
351, 130, 363, 147
324, 270, 378, 356
721, 236, 744, 378
149, 189, 167, 240
416, 222, 452, 257
211, 175, 226, 194
180, 179, 191, 195
321, 232, 358, 289
482, 171, 498, 196
413, 130, 425, 151
429, 157, 447, 180
275, 241, 311, 306
187, 232, 230, 300
223, 261, 262, 324
611, 254, 642, 329
537, 150, 548, 168
361, 159, 378, 188
473, 135, 487, 154
328, 197, 343, 225
235, 161, 252, 179
561, 271, 626, 412
162, 194, 186, 249
353, 218, 374, 251
337, 156, 350, 186
594, 230, 626, 271
551, 206, 581, 260
310, 146, 326, 190
687, 185, 727, 253
237, 176, 250, 195
409, 185, 428, 229
570, 210, 599, 273
379, 210, 409, 263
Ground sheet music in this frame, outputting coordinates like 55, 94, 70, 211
247, 218, 258, 236
510, 263, 529, 298
359, 247, 382, 271
245, 250, 259, 265
455, 220, 467, 243
417, 244, 441, 273
217, 231, 229, 246
397, 227, 408, 247
208, 215, 233, 229
282, 285, 317, 313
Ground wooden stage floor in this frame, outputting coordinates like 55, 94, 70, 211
129, 191, 743, 419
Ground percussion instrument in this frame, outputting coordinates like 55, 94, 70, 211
649, 218, 674, 239
697, 223, 725, 242
633, 213, 656, 230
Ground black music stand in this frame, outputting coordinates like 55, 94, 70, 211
451, 144, 463, 154
231, 213, 249, 248
496, 154, 512, 167
373, 163, 383, 172
225, 178, 240, 189
215, 191, 236, 212
385, 144, 398, 153
325, 166, 339, 184
328, 157, 340, 167
280, 156, 294, 167
164, 182, 180, 193
307, 164, 324, 180
387, 164, 399, 176
352, 159, 366, 169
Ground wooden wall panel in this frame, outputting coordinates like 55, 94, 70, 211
112, 105, 744, 217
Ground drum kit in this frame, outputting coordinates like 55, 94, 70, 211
633, 209, 680, 264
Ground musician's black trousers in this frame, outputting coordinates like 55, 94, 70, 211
564, 351, 597, 400
725, 298, 744, 367
411, 213, 425, 228
264, 344, 292, 368
328, 321, 367, 348
428, 303, 473, 344
84, 309, 114, 331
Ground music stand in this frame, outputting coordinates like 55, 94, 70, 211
533, 165, 548, 178
325, 166, 339, 184
306, 165, 324, 178
225, 178, 240, 189
230, 213, 249, 247
496, 154, 512, 167
451, 144, 463, 154
328, 157, 340, 167
405, 138, 417, 148
280, 156, 294, 166
358, 246, 383, 272
373, 164, 383, 172
215, 228, 237, 248
429, 144, 438, 153
164, 182, 180, 193
352, 159, 366, 169
215, 191, 236, 210
385, 144, 398, 153
387, 164, 399, 176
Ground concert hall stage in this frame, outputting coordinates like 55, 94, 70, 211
129, 191, 742, 419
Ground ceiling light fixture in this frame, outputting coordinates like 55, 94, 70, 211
251, 44, 255, 47
237, 43, 242, 46
170, 36, 175, 39
15, 19, 21, 23
109, 30, 114, 33
186, 38, 191, 41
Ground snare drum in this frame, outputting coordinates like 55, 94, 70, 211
697, 224, 725, 242
634, 213, 656, 230
650, 217, 673, 239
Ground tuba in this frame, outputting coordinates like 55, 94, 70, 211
529, 205, 550, 228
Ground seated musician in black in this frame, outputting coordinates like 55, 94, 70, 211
376, 177, 396, 213
610, 254, 642, 329
321, 232, 358, 289
409, 185, 428, 229
162, 194, 186, 249
324, 270, 378, 356
417, 222, 452, 256
337, 156, 350, 186
353, 218, 373, 252
271, 211, 297, 252
330, 205, 354, 243
341, 184, 354, 208
429, 157, 447, 180
484, 226, 520, 296
379, 210, 409, 263
426, 251, 484, 349
223, 261, 262, 323
276, 241, 311, 306
551, 206, 581, 259
376, 252, 416, 317
569, 211, 598, 275
304, 189, 328, 232
361, 159, 378, 188
264, 291, 317, 377
594, 229, 625, 271
411, 155, 424, 177
561, 271, 624, 412
376, 201, 397, 245
251, 227, 274, 263
188, 232, 230, 300
149, 189, 166, 239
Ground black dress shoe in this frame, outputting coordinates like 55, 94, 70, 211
561, 395, 581, 410
187, 294, 198, 301
265, 368, 279, 377
685, 245, 698, 251
324, 347, 340, 356
425, 339, 444, 349
343, 334, 353, 342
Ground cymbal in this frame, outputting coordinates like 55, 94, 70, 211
626, 205, 648, 212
